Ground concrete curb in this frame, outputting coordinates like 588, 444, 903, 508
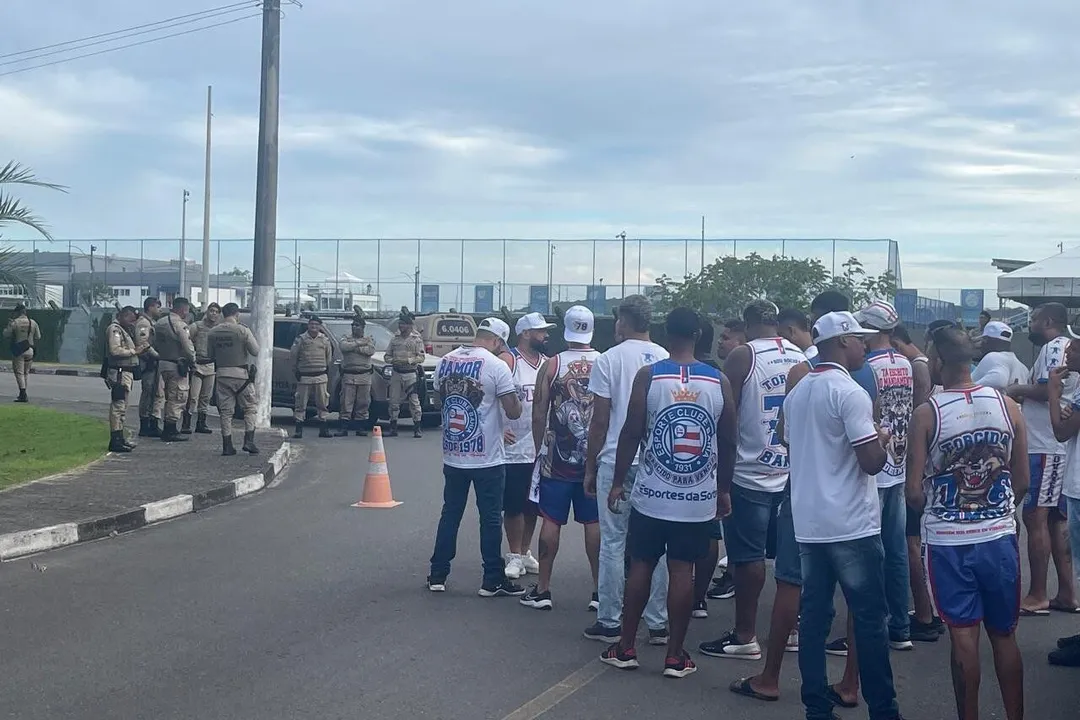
0, 365, 99, 378
0, 435, 292, 562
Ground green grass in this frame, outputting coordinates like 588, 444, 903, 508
0, 405, 108, 490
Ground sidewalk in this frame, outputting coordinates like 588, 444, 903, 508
0, 426, 291, 560
0, 363, 99, 378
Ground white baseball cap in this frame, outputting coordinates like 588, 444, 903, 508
563, 305, 595, 344
854, 300, 900, 331
477, 317, 510, 343
812, 311, 878, 345
515, 312, 556, 335
982, 321, 1014, 341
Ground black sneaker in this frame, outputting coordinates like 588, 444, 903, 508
600, 643, 639, 670
1049, 643, 1080, 667
519, 585, 553, 610
588, 592, 599, 611
707, 571, 736, 600
910, 617, 944, 643
1058, 633, 1080, 649
478, 580, 525, 598
649, 627, 670, 646
427, 576, 447, 593
583, 622, 621, 642
692, 600, 709, 619
825, 638, 849, 657
663, 651, 698, 679
699, 631, 762, 660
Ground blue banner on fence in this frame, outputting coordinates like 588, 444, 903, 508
420, 285, 440, 313
960, 289, 985, 327
894, 289, 918, 324
585, 285, 607, 313
529, 285, 550, 314
474, 284, 494, 313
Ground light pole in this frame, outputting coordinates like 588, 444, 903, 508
278, 255, 301, 312
617, 231, 627, 298
89, 244, 98, 305
180, 189, 190, 297
547, 244, 556, 313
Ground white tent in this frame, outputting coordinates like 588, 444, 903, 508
325, 271, 363, 285
998, 247, 1080, 306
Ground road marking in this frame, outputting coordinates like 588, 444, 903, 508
500, 661, 608, 720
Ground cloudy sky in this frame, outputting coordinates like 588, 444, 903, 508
1, 0, 1078, 310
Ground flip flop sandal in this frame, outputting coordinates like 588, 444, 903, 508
1049, 601, 1080, 614
826, 686, 859, 709
1020, 607, 1051, 617
728, 678, 778, 702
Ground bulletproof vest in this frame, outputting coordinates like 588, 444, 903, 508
190, 322, 214, 360
107, 322, 138, 367
209, 324, 249, 367
388, 334, 421, 366
153, 314, 185, 361
295, 334, 330, 373
8, 317, 33, 343
341, 334, 374, 371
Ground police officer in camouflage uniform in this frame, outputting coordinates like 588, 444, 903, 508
387, 308, 426, 438
291, 315, 333, 439
335, 312, 376, 437
208, 303, 261, 456
153, 297, 196, 442
136, 297, 165, 437
4, 303, 41, 403
103, 306, 147, 452
183, 302, 220, 435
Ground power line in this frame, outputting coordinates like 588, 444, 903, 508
0, 4, 261, 69
0, 1, 257, 61
0, 13, 260, 78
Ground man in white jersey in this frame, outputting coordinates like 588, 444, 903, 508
501, 313, 554, 580
784, 311, 903, 720
972, 321, 1029, 392
700, 301, 806, 662
1048, 336, 1080, 666
907, 327, 1028, 720
583, 296, 671, 643
428, 319, 524, 597
600, 308, 737, 678
521, 306, 602, 611
1006, 302, 1078, 614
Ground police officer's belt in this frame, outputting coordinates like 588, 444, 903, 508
298, 370, 328, 377
343, 368, 373, 375
197, 356, 213, 364
392, 365, 417, 373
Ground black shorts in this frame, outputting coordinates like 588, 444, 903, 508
907, 507, 921, 538
628, 508, 712, 564
503, 463, 536, 517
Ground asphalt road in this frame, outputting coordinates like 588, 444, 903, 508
1, 375, 1078, 718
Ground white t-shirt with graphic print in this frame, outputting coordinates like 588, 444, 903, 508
436, 346, 517, 469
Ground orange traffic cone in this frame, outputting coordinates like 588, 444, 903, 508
352, 426, 403, 509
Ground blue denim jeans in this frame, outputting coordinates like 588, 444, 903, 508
430, 464, 506, 587
799, 536, 899, 720
1069, 496, 1080, 586
596, 462, 668, 631
878, 483, 911, 640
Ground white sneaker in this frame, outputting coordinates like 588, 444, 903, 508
522, 550, 540, 574
718, 555, 728, 569
504, 554, 525, 579
785, 630, 799, 653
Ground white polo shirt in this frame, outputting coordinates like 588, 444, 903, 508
783, 362, 882, 543
972, 351, 1029, 392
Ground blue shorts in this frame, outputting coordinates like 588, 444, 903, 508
925, 535, 1021, 635
1025, 454, 1067, 514
538, 477, 598, 526
722, 483, 801, 586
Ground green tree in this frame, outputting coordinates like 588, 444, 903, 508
828, 256, 899, 309
0, 162, 67, 292
222, 266, 252, 282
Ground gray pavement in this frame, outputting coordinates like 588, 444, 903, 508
1, 423, 1077, 719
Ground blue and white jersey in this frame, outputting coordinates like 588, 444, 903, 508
923, 385, 1017, 546
633, 360, 725, 522
734, 338, 806, 493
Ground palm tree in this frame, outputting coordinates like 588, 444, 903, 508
0, 161, 67, 291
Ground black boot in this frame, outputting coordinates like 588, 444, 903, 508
222, 435, 237, 456
319, 421, 332, 438
138, 418, 151, 437
355, 420, 368, 437
15, 389, 28, 403
161, 421, 188, 442
293, 421, 303, 439
242, 431, 260, 455
413, 423, 423, 439
388, 421, 399, 437
181, 411, 193, 434
108, 430, 133, 452
148, 418, 162, 438
195, 412, 212, 434
334, 420, 350, 437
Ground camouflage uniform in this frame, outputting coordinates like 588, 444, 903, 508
152, 312, 196, 440
387, 330, 425, 435
134, 313, 165, 435
104, 320, 143, 451
184, 317, 218, 434
208, 317, 261, 455
291, 330, 333, 437
3, 313, 41, 401
336, 325, 376, 436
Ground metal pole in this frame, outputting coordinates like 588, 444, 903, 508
620, 233, 626, 298
200, 85, 212, 308
416, 240, 421, 311
334, 239, 340, 304
459, 239, 465, 310
700, 216, 705, 273
637, 237, 642, 294
376, 239, 381, 309
547, 240, 553, 311
591, 240, 596, 286
250, 0, 281, 429
180, 190, 189, 297
831, 240, 837, 276
501, 239, 506, 308
295, 255, 300, 310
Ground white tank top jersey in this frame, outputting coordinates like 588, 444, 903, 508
634, 360, 726, 522
503, 349, 545, 465
734, 338, 807, 493
922, 385, 1017, 546
867, 349, 914, 489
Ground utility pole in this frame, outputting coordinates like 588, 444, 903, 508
617, 231, 626, 298
180, 190, 189, 296
295, 254, 301, 311
250, 0, 281, 429
201, 85, 213, 308
413, 264, 420, 311
700, 216, 705, 273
